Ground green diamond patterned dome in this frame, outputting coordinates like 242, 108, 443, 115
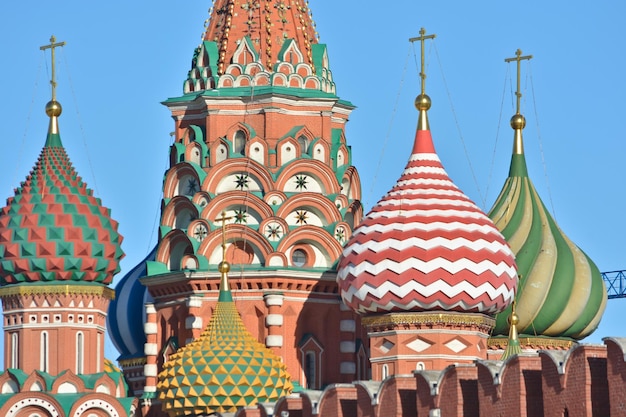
0, 127, 124, 285
488, 116, 606, 340
157, 274, 292, 415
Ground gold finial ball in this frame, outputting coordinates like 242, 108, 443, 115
510, 114, 526, 130
508, 311, 520, 326
415, 94, 431, 111
45, 100, 62, 117
218, 260, 231, 273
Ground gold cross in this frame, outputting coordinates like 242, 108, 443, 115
505, 49, 533, 115
216, 211, 233, 262
409, 28, 436, 95
40, 36, 66, 101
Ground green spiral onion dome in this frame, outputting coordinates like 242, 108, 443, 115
157, 263, 292, 415
0, 100, 124, 285
488, 114, 606, 340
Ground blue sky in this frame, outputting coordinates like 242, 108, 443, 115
1, 1, 625, 364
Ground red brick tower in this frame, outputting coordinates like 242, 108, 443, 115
108, 1, 365, 412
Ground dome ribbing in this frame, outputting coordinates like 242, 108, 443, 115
488, 123, 607, 339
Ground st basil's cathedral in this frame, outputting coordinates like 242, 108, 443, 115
0, 1, 621, 416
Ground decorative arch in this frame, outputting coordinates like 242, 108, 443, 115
69, 393, 130, 417
231, 37, 259, 67
310, 138, 329, 163
304, 76, 321, 90
278, 39, 305, 65
0, 373, 19, 394
204, 159, 273, 195
21, 371, 49, 392
197, 225, 274, 266
185, 142, 203, 166
276, 159, 342, 195
187, 219, 211, 243
93, 374, 117, 396
161, 196, 199, 230
157, 230, 195, 271
247, 136, 267, 165
209, 137, 229, 166
271, 72, 288, 87
162, 163, 204, 199
277, 193, 343, 226
341, 166, 362, 200
51, 370, 84, 393
299, 334, 324, 390
277, 137, 299, 166
201, 191, 274, 227
180, 124, 205, 146
288, 74, 304, 88
218, 74, 235, 88
191, 192, 211, 209
336, 144, 349, 169
344, 200, 364, 230
1, 392, 64, 417
258, 217, 290, 243
244, 62, 265, 76
264, 190, 288, 208
277, 226, 344, 268
295, 63, 313, 78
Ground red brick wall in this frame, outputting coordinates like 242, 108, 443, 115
375, 376, 416, 417
605, 338, 626, 415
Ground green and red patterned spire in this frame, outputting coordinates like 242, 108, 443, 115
488, 50, 606, 340
0, 36, 124, 285
157, 213, 292, 415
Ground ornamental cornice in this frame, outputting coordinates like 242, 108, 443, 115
0, 284, 115, 299
362, 312, 495, 330
488, 336, 575, 350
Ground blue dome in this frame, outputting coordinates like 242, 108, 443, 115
107, 246, 156, 360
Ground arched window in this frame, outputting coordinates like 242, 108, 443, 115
299, 335, 323, 389
305, 351, 316, 389
10, 333, 18, 368
40, 331, 49, 372
234, 130, 246, 154
297, 135, 309, 154
76, 332, 84, 374
382, 364, 389, 380
291, 249, 307, 267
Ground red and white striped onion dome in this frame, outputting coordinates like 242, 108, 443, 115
337, 94, 518, 315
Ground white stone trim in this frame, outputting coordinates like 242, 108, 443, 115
266, 335, 284, 347
144, 343, 158, 356
265, 314, 284, 327
340, 341, 355, 353
340, 362, 356, 374
340, 319, 356, 332
7, 398, 60, 417
144, 364, 158, 377
264, 293, 284, 307
144, 322, 157, 335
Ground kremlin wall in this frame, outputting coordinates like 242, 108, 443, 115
0, 1, 624, 416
